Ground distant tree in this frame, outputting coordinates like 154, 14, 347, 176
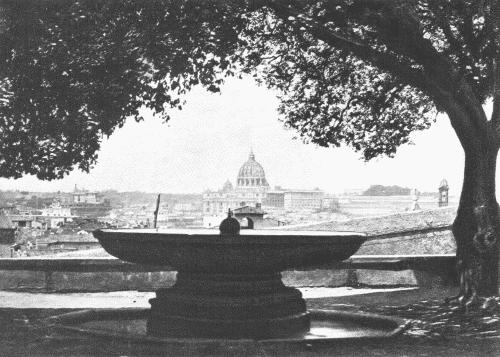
100, 189, 123, 207
363, 185, 411, 196
1, 1, 500, 307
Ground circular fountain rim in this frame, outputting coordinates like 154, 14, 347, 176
97, 228, 366, 236
40, 308, 410, 345
94, 228, 367, 244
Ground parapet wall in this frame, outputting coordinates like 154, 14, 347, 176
0, 269, 422, 292
0, 224, 458, 292
0, 259, 454, 292
0, 270, 178, 292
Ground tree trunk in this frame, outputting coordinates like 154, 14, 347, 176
452, 147, 500, 306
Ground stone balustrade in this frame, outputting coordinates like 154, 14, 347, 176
0, 254, 457, 292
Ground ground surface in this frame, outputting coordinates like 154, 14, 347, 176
1, 287, 500, 356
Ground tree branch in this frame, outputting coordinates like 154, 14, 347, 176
267, 1, 451, 107
489, 0, 500, 129
431, 8, 475, 74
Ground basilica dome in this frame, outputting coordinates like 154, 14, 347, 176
222, 179, 233, 192
237, 151, 270, 188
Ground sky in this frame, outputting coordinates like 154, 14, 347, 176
0, 76, 467, 196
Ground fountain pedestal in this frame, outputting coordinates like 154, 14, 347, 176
148, 272, 309, 338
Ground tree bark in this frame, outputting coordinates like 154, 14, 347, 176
452, 146, 500, 306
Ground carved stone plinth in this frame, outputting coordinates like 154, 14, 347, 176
147, 272, 310, 339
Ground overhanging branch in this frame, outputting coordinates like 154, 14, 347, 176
267, 1, 450, 107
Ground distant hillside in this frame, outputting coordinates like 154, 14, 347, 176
0, 189, 202, 210
100, 190, 202, 207
362, 185, 438, 197
363, 185, 411, 196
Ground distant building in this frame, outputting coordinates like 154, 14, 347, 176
203, 150, 270, 217
438, 179, 449, 207
264, 190, 286, 208
71, 185, 105, 205
73, 190, 98, 204
202, 150, 326, 227
233, 204, 266, 229
65, 185, 112, 218
40, 202, 72, 217
264, 189, 324, 210
39, 202, 74, 228
9, 215, 34, 229
173, 202, 199, 213
283, 189, 324, 210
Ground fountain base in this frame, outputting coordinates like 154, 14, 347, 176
41, 308, 409, 345
147, 272, 310, 339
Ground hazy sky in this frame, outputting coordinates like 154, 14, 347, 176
0, 76, 467, 195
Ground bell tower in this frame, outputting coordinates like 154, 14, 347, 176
438, 179, 449, 207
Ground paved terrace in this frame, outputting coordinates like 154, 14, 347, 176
0, 286, 417, 308
4, 285, 500, 357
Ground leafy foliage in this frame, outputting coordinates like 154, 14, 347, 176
0, 0, 244, 179
238, 8, 435, 159
1, 0, 499, 179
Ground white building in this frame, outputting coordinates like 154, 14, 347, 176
40, 203, 72, 217
73, 190, 99, 204
202, 150, 328, 227
203, 150, 270, 220
38, 202, 74, 227
283, 189, 324, 210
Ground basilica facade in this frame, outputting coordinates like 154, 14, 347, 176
203, 150, 270, 218
202, 150, 326, 228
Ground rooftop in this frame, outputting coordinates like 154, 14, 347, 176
233, 205, 266, 215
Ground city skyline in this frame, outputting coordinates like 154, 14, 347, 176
0, 76, 467, 196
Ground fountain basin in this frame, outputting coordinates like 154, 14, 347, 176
91, 229, 379, 340
93, 229, 366, 273
42, 308, 410, 344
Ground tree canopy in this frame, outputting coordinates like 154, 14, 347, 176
3, 0, 497, 180
0, 0, 244, 179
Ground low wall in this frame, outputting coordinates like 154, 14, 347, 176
0, 270, 177, 292
0, 269, 419, 292
0, 256, 457, 292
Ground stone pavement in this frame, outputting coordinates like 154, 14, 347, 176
4, 286, 497, 357
0, 287, 417, 309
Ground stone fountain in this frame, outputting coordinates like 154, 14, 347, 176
43, 212, 408, 344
